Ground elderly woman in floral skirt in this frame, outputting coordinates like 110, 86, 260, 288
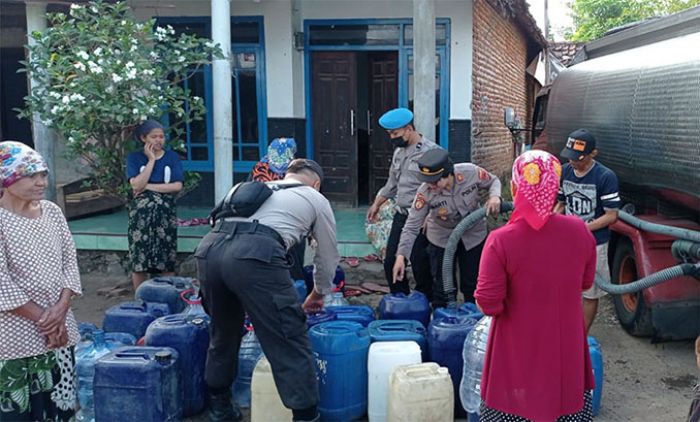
126, 120, 184, 289
0, 141, 82, 421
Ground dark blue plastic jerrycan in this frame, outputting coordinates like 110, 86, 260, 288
145, 314, 210, 416
102, 300, 170, 339
135, 276, 194, 314
378, 291, 431, 327
428, 316, 478, 418
93, 346, 182, 422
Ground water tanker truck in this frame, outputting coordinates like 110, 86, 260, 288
512, 7, 700, 340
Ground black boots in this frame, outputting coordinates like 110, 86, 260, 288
207, 390, 242, 422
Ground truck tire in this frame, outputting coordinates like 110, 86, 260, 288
611, 239, 654, 337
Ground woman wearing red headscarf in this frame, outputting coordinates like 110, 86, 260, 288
475, 150, 596, 421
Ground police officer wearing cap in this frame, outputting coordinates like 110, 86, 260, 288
195, 159, 338, 422
367, 107, 440, 297
392, 149, 502, 307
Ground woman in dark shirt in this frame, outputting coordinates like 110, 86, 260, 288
126, 120, 183, 289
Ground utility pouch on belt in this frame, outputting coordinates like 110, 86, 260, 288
209, 181, 302, 226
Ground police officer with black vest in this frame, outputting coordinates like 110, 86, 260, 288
392, 149, 502, 308
196, 159, 337, 422
367, 107, 440, 299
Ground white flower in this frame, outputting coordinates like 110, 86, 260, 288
49, 92, 61, 99
143, 69, 155, 76
88, 61, 102, 74
114, 49, 121, 55
121, 20, 127, 26
132, 108, 139, 115
149, 51, 159, 60
105, 86, 114, 94
178, 56, 186, 63
97, 58, 104, 65
68, 136, 75, 143
91, 6, 98, 13
44, 119, 53, 126
206, 41, 217, 49
94, 47, 102, 56
77, 51, 89, 60
61, 95, 70, 104
130, 45, 138, 52
126, 68, 137, 80
70, 4, 82, 10
70, 93, 85, 102
192, 96, 201, 102
112, 74, 123, 83
166, 25, 175, 35
51, 105, 60, 115
125, 61, 135, 68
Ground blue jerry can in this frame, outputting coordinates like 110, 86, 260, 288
378, 291, 431, 327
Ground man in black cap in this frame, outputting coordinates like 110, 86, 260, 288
196, 158, 337, 422
392, 149, 502, 307
556, 128, 620, 333
367, 107, 440, 298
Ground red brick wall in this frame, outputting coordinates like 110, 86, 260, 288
471, 0, 534, 177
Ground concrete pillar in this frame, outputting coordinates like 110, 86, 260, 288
25, 1, 57, 201
211, 0, 234, 203
413, 0, 436, 141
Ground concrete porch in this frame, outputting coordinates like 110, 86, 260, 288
67, 206, 376, 258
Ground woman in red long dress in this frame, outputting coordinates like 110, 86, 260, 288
475, 150, 596, 422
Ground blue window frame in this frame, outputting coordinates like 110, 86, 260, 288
156, 16, 267, 173
304, 18, 450, 157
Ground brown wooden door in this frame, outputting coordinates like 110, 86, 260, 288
368, 52, 399, 202
312, 52, 358, 206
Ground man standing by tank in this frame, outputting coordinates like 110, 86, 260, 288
391, 149, 502, 307
367, 108, 440, 298
556, 129, 621, 333
195, 159, 337, 422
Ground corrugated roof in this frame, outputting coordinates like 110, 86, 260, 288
548, 41, 584, 66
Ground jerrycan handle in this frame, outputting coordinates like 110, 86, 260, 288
121, 300, 147, 311
114, 352, 151, 360
403, 363, 438, 377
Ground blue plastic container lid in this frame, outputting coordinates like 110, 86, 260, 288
306, 309, 337, 327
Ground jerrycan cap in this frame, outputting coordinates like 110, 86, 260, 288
154, 350, 172, 364
191, 318, 205, 325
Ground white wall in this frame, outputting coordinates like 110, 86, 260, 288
132, 0, 473, 120
133, 0, 301, 118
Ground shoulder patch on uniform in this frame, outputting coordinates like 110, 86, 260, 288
416, 142, 422, 150
456, 172, 465, 183
477, 167, 489, 181
414, 193, 426, 210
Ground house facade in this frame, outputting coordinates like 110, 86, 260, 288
0, 0, 545, 207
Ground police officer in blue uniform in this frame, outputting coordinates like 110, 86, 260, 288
367, 107, 441, 299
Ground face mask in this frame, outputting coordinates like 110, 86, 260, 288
391, 138, 409, 148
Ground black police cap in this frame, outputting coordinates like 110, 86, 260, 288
417, 149, 453, 183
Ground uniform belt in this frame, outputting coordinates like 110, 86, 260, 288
213, 220, 285, 247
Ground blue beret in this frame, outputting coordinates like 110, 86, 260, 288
378, 108, 413, 130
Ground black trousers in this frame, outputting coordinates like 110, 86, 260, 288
194, 222, 318, 412
384, 212, 433, 300
426, 239, 485, 308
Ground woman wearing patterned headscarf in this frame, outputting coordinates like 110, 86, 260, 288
475, 150, 597, 421
126, 120, 184, 289
249, 138, 297, 182
0, 141, 82, 421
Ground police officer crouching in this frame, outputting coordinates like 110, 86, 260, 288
393, 149, 502, 308
195, 159, 338, 422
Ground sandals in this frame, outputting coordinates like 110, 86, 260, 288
342, 257, 360, 267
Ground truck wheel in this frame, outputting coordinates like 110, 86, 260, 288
611, 239, 653, 336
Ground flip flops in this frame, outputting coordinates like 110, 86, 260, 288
342, 257, 360, 267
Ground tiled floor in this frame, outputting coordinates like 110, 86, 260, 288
68, 206, 376, 257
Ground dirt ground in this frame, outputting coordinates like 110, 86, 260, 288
72, 262, 698, 422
